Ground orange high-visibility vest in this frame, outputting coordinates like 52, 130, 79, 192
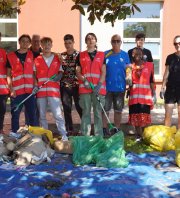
7, 50, 34, 96
129, 62, 154, 107
78, 51, 106, 95
0, 49, 9, 95
35, 54, 61, 98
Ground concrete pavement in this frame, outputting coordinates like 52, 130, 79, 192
4, 104, 178, 134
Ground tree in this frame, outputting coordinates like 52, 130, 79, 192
0, 0, 140, 26
0, 0, 26, 16
71, 0, 141, 26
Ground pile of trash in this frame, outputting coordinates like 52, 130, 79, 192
0, 126, 55, 166
1, 124, 179, 169
0, 126, 129, 168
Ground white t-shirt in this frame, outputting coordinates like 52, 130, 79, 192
34, 54, 62, 71
42, 54, 54, 68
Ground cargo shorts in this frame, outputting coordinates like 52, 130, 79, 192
104, 91, 125, 112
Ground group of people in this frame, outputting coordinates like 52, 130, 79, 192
0, 31, 180, 141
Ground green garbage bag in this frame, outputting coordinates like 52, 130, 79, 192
71, 131, 129, 168
72, 136, 105, 165
96, 132, 129, 168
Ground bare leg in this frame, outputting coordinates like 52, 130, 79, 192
164, 104, 174, 127
114, 111, 122, 129
135, 126, 141, 137
102, 112, 109, 128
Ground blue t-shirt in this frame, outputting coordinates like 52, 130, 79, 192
105, 49, 130, 92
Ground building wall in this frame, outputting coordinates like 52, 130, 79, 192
162, 0, 180, 72
18, 0, 80, 52
18, 0, 180, 97
155, 0, 180, 94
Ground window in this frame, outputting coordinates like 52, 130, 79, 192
80, 1, 162, 76
0, 11, 18, 52
123, 2, 162, 76
124, 22, 160, 38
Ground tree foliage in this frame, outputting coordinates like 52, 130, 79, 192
0, 0, 141, 26
0, 0, 26, 17
71, 0, 141, 26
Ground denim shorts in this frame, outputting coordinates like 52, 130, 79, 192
104, 91, 125, 112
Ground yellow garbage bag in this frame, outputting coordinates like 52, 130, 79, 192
28, 126, 54, 145
143, 125, 176, 151
175, 129, 180, 167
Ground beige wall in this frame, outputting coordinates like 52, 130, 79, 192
154, 0, 180, 95
18, 0, 180, 97
18, 0, 80, 53
162, 0, 180, 73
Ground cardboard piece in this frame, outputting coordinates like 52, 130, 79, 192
54, 140, 73, 154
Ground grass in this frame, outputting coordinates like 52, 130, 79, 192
124, 136, 155, 153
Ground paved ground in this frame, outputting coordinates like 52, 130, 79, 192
2, 104, 180, 198
3, 104, 178, 134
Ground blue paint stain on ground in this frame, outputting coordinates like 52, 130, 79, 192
0, 151, 179, 198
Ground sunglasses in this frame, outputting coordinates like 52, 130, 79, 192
174, 42, 180, 46
111, 40, 122, 44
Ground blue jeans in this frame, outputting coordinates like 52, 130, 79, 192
10, 94, 37, 132
24, 99, 39, 126
0, 95, 8, 130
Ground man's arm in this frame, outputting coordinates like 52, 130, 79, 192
161, 65, 169, 90
76, 65, 85, 82
7, 68, 16, 97
99, 63, 106, 84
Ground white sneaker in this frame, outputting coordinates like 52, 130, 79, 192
62, 135, 68, 141
135, 137, 142, 143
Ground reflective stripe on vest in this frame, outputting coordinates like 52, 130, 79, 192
38, 77, 49, 82
132, 84, 150, 89
7, 51, 34, 96
0, 74, 6, 78
79, 84, 106, 90
129, 94, 152, 100
0, 48, 9, 95
13, 74, 33, 81
14, 84, 33, 91
38, 87, 60, 92
0, 85, 8, 89
78, 51, 106, 95
84, 73, 101, 78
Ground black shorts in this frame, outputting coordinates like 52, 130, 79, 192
129, 104, 151, 114
165, 86, 180, 104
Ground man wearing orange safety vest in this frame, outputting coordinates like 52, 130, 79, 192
7, 34, 37, 133
76, 33, 106, 136
34, 37, 68, 141
0, 32, 9, 134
